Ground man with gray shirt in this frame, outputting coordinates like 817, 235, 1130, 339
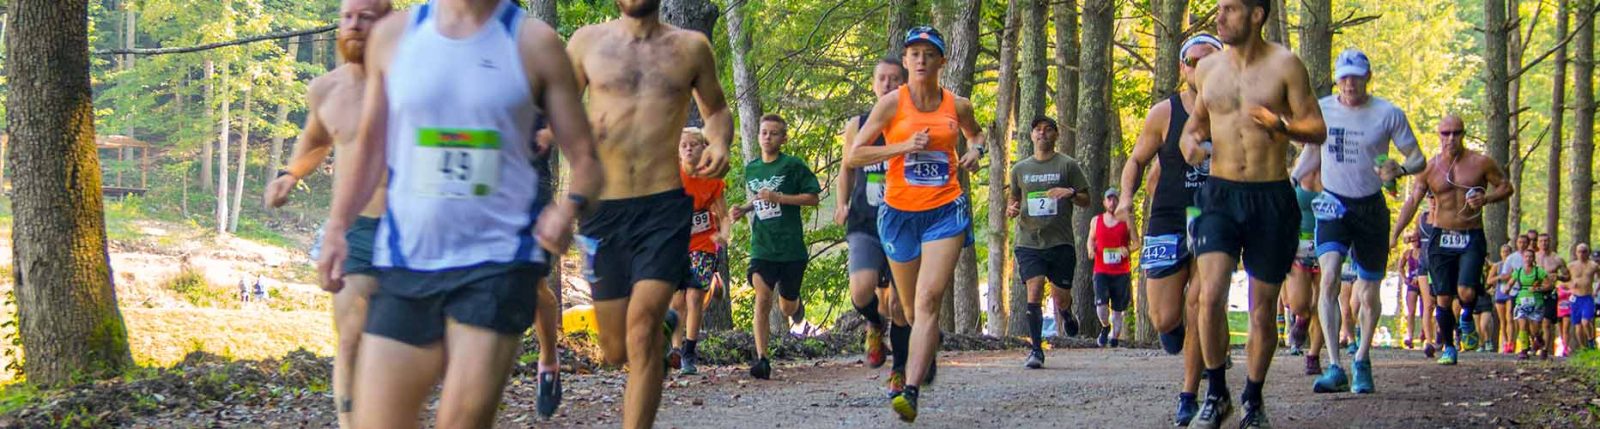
1006, 116, 1091, 369
1299, 49, 1426, 395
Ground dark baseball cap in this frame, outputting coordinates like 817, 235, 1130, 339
904, 26, 946, 55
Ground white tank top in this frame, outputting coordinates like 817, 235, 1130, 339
375, 0, 546, 270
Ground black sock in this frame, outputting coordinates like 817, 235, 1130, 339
890, 322, 911, 372
1241, 379, 1263, 405
1436, 306, 1456, 346
685, 339, 698, 357
902, 384, 920, 399
1206, 367, 1228, 398
855, 295, 885, 330
1027, 303, 1044, 351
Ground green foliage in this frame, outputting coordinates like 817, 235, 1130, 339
161, 267, 234, 309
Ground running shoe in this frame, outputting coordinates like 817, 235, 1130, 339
865, 327, 887, 369
681, 346, 699, 376
1423, 342, 1437, 358
663, 310, 681, 370
1238, 401, 1271, 428
1175, 393, 1199, 427
791, 299, 806, 325
1346, 340, 1358, 356
1312, 364, 1349, 393
1287, 344, 1303, 356
1460, 331, 1481, 352
1304, 355, 1321, 376
1289, 318, 1308, 350
1517, 350, 1529, 360
667, 348, 683, 370
885, 370, 905, 398
1061, 312, 1081, 337
891, 386, 919, 423
1437, 345, 1458, 365
1191, 394, 1233, 429
1110, 339, 1121, 348
1098, 330, 1110, 347
1025, 349, 1045, 369
536, 370, 562, 419
1350, 359, 1374, 394
1160, 324, 1186, 355
750, 356, 772, 380
1404, 338, 1414, 349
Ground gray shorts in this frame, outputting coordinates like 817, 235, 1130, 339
846, 232, 891, 287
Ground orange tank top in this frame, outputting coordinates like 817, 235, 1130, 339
883, 85, 963, 211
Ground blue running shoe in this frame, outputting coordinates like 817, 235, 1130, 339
1313, 364, 1350, 393
1351, 359, 1375, 394
1437, 345, 1458, 365
1175, 393, 1198, 426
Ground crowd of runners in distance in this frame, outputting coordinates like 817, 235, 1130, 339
262, 0, 1596, 428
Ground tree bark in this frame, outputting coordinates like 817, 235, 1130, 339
1152, 0, 1187, 101
217, 66, 232, 235
1549, 0, 1569, 238
1265, 0, 1288, 45
943, 0, 983, 335
1016, 0, 1047, 158
1299, 0, 1333, 97
1072, 0, 1114, 340
1572, 0, 1594, 248
725, 0, 761, 170
1508, 0, 1524, 236
529, 0, 558, 28
888, 0, 920, 55
1054, 0, 1079, 154
989, 0, 1022, 337
202, 60, 214, 190
661, 0, 718, 127
6, 0, 134, 385
269, 42, 299, 183
229, 79, 253, 233
1485, 0, 1513, 252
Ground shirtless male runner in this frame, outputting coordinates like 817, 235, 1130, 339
1392, 114, 1514, 366
568, 0, 733, 426
1180, 0, 1328, 426
1567, 244, 1597, 350
313, 0, 603, 427
1535, 234, 1571, 356
1117, 33, 1220, 426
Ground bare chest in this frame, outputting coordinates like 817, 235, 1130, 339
582, 38, 696, 100
318, 81, 366, 145
1200, 63, 1287, 116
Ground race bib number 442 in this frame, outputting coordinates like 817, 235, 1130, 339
1141, 234, 1183, 270
413, 128, 501, 198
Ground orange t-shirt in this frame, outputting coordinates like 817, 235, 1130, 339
883, 85, 963, 211
681, 169, 725, 253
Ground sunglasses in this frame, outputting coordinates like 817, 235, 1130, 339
1438, 130, 1464, 137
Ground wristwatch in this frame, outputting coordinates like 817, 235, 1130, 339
1276, 115, 1290, 133
974, 142, 988, 157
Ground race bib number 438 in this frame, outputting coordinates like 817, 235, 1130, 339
413, 128, 501, 198
904, 151, 951, 186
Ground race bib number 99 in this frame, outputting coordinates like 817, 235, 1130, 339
1439, 231, 1470, 251
904, 151, 951, 186
1141, 234, 1183, 270
413, 128, 501, 198
1027, 191, 1058, 217
691, 210, 713, 234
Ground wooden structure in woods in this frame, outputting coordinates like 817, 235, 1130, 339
0, 134, 153, 197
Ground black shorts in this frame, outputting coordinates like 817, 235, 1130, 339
749, 258, 807, 301
579, 190, 692, 301
368, 262, 547, 346
1016, 244, 1077, 288
1192, 179, 1299, 284
1544, 293, 1560, 321
1418, 215, 1436, 267
1425, 228, 1487, 297
344, 216, 381, 276
1474, 292, 1495, 314
1094, 273, 1132, 312
1313, 191, 1391, 281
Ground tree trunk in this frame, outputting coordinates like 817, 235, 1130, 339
1265, 0, 1287, 45
121, 3, 135, 70
888, 0, 920, 55
269, 43, 299, 183
1072, 0, 1114, 340
661, 0, 717, 127
1054, 0, 1079, 154
1299, 0, 1333, 97
943, 0, 984, 335
725, 0, 761, 170
1484, 0, 1513, 252
1572, 0, 1594, 248
1152, 0, 1187, 101
1016, 0, 1047, 158
529, 0, 558, 26
216, 67, 232, 235
5, 0, 134, 386
989, 0, 1022, 337
1508, 0, 1524, 236
1549, 0, 1569, 239
229, 81, 252, 233
202, 60, 214, 190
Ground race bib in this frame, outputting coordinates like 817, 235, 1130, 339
1439, 231, 1470, 251
1103, 248, 1127, 265
1026, 191, 1058, 217
691, 210, 713, 234
904, 151, 951, 186
1311, 192, 1346, 221
1141, 234, 1183, 270
865, 172, 886, 207
412, 128, 501, 198
576, 235, 601, 283
754, 199, 782, 221
1296, 238, 1316, 260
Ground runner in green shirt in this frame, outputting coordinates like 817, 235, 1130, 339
1511, 246, 1550, 360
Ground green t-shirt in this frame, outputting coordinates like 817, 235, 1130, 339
1009, 153, 1090, 249
1513, 266, 1548, 300
744, 153, 821, 262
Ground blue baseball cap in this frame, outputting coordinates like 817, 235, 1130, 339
1334, 49, 1371, 80
904, 26, 946, 55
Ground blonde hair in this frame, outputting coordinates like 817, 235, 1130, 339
681, 127, 708, 146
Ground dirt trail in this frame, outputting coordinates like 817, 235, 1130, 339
130, 346, 1596, 428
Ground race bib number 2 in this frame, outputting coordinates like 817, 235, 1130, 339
413, 128, 501, 198
1027, 191, 1058, 217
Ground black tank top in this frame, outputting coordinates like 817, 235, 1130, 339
847, 113, 889, 235
1150, 94, 1208, 234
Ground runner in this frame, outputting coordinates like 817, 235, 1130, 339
1007, 116, 1090, 368
729, 114, 822, 379
1090, 188, 1135, 348
1534, 233, 1570, 357
567, 0, 734, 425
835, 57, 910, 395
1496, 234, 1532, 353
311, 0, 602, 426
672, 127, 730, 376
847, 25, 987, 422
1297, 48, 1426, 395
1117, 33, 1219, 426
1491, 243, 1517, 353
1392, 114, 1514, 366
1400, 233, 1430, 350
1567, 243, 1597, 350
1286, 150, 1329, 377
1180, 0, 1327, 425
1511, 245, 1550, 360
1474, 258, 1501, 353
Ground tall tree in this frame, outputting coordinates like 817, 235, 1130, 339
1072, 0, 1113, 339
662, 0, 717, 127
725, 0, 761, 176
216, 66, 232, 235
529, 0, 557, 25
1485, 0, 1513, 251
1054, 0, 1079, 153
988, 0, 1023, 336
1299, 0, 1333, 97
267, 42, 298, 184
228, 72, 254, 233
1016, 0, 1047, 155
1507, 0, 1524, 236
1152, 0, 1187, 101
888, 0, 920, 54
1549, 0, 1570, 238
202, 59, 215, 190
1265, 0, 1287, 44
942, 0, 984, 335
1573, 0, 1594, 248
6, 0, 134, 385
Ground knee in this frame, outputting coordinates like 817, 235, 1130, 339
1198, 291, 1226, 310
600, 338, 628, 366
624, 326, 661, 359
1153, 310, 1182, 333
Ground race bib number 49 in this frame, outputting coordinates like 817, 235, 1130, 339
904, 151, 951, 186
413, 128, 501, 198
1027, 191, 1058, 217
